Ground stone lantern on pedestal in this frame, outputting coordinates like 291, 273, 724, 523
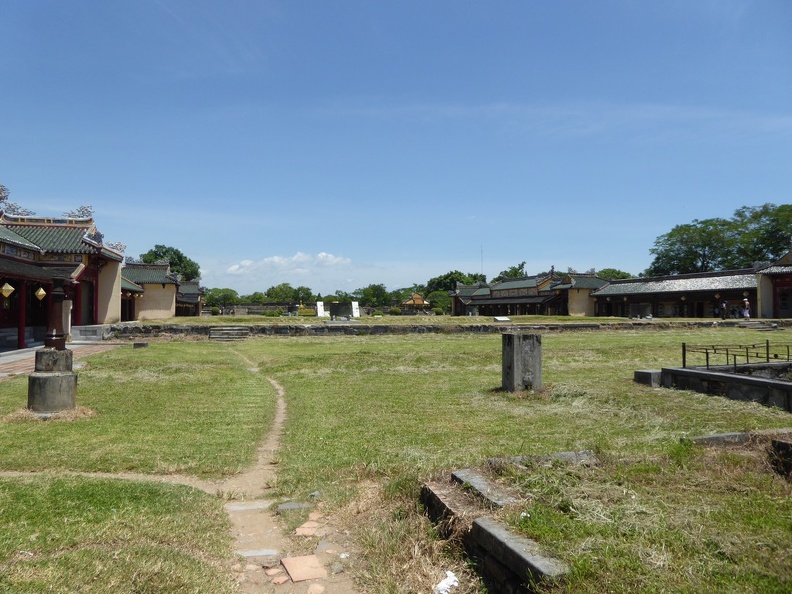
27, 278, 77, 416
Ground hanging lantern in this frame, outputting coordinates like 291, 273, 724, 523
35, 287, 47, 301
1, 282, 14, 298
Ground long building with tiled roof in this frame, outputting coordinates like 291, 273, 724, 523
451, 252, 792, 320
452, 273, 609, 316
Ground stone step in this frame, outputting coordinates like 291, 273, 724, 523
422, 468, 568, 592
209, 326, 251, 341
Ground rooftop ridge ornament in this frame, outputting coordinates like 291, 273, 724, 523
63, 205, 94, 219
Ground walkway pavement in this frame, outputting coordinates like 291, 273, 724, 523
0, 343, 122, 379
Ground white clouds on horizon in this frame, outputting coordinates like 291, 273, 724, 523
226, 251, 352, 275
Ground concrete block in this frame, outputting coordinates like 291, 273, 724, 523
27, 372, 77, 413
34, 348, 73, 372
470, 516, 569, 581
502, 333, 542, 392
633, 369, 661, 388
451, 468, 520, 508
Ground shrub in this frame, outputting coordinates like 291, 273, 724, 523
372, 310, 384, 317
388, 307, 402, 316
211, 307, 220, 316
432, 307, 444, 316
262, 310, 281, 317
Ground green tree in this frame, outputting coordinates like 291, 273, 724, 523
204, 288, 239, 310
596, 268, 633, 280
358, 283, 391, 307
426, 271, 485, 294
140, 245, 201, 281
294, 286, 315, 304
645, 219, 732, 276
244, 291, 267, 304
332, 290, 353, 303
724, 203, 792, 268
265, 283, 296, 302
427, 290, 451, 312
492, 261, 526, 283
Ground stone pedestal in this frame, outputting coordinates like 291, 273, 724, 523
502, 333, 542, 392
27, 348, 77, 415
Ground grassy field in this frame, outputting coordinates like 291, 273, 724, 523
1, 326, 790, 592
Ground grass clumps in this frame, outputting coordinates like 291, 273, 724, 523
0, 476, 235, 594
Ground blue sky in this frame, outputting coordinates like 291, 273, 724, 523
2, 1, 790, 296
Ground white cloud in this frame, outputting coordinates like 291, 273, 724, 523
226, 251, 351, 275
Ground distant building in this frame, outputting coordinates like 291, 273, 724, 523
402, 293, 429, 309
451, 273, 608, 317
121, 262, 179, 321
176, 280, 204, 317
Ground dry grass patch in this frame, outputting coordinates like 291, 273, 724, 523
2, 406, 96, 423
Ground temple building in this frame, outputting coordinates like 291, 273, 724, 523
0, 212, 123, 349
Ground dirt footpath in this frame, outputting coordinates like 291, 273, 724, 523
0, 346, 360, 593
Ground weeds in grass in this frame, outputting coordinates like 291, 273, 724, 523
1, 327, 790, 592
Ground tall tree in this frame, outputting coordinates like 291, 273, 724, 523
645, 218, 732, 276
426, 270, 486, 294
204, 288, 239, 309
427, 290, 451, 312
596, 268, 633, 280
358, 283, 390, 307
491, 261, 526, 283
140, 245, 201, 281
265, 283, 296, 302
294, 286, 315, 303
724, 203, 792, 268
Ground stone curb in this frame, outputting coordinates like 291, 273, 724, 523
422, 469, 568, 593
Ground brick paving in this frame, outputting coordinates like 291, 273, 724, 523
0, 344, 122, 379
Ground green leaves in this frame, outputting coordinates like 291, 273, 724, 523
646, 203, 792, 275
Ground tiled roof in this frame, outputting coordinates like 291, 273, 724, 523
492, 277, 540, 291
122, 263, 178, 285
0, 259, 81, 283
0, 225, 41, 250
178, 281, 203, 296
567, 275, 609, 290
592, 270, 756, 297
0, 213, 122, 261
121, 277, 144, 292
759, 265, 792, 275
4, 223, 95, 254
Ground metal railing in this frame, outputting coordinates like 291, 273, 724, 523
682, 340, 792, 370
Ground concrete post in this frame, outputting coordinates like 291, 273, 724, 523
502, 333, 542, 392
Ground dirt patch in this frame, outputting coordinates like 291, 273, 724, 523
2, 406, 96, 423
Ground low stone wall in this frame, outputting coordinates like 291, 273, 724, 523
660, 364, 792, 412
100, 319, 776, 340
